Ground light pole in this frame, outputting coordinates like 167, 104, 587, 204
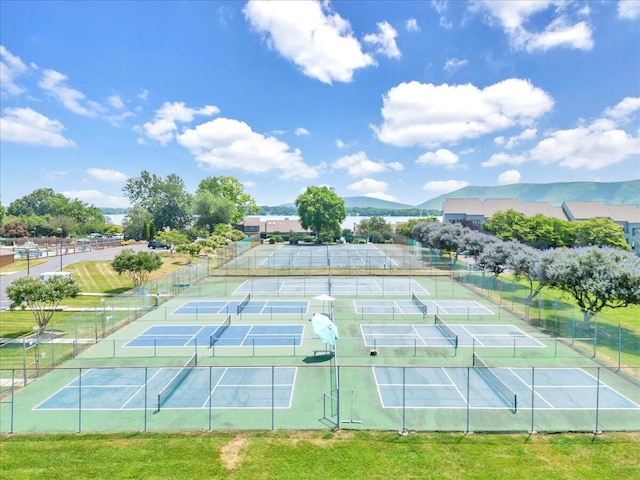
56, 228, 63, 271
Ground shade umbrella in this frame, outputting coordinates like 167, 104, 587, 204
310, 312, 339, 346
313, 294, 335, 316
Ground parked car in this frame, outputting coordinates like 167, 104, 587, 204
148, 240, 170, 250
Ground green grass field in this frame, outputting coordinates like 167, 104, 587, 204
1, 431, 638, 479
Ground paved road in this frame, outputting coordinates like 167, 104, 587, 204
0, 243, 148, 310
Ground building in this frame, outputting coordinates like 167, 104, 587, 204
443, 198, 640, 255
237, 217, 312, 239
562, 201, 640, 254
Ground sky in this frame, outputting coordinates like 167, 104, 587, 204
1, 0, 639, 209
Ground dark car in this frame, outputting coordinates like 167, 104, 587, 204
148, 240, 170, 250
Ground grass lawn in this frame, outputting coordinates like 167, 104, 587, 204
0, 255, 188, 339
0, 431, 638, 480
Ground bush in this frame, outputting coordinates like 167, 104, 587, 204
303, 235, 315, 243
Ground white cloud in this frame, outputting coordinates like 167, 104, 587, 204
108, 95, 124, 109
0, 45, 29, 95
482, 152, 527, 167
406, 18, 420, 32
243, 0, 375, 84
474, 1, 594, 52
618, 0, 640, 19
503, 128, 537, 149
335, 139, 347, 149
497, 170, 522, 185
295, 127, 310, 136
38, 69, 102, 117
177, 117, 318, 181
0, 107, 76, 147
242, 180, 256, 188
346, 178, 390, 196
137, 89, 149, 100
86, 168, 128, 182
494, 136, 505, 145
431, 0, 452, 29
142, 101, 220, 145
62, 190, 130, 208
443, 58, 468, 72
333, 151, 403, 177
374, 78, 553, 147
604, 97, 640, 121
363, 21, 401, 59
416, 149, 459, 167
422, 180, 468, 196
529, 119, 640, 170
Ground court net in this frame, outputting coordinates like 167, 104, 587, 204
411, 293, 427, 314
209, 315, 232, 347
236, 294, 251, 314
434, 314, 459, 348
472, 353, 517, 413
156, 352, 198, 412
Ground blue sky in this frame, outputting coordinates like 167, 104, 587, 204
1, 0, 639, 209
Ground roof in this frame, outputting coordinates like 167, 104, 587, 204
443, 198, 566, 220
562, 202, 640, 223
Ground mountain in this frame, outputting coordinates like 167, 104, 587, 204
342, 196, 413, 209
416, 180, 640, 211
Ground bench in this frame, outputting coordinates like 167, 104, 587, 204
313, 349, 334, 356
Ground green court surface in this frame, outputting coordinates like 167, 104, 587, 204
1, 244, 639, 434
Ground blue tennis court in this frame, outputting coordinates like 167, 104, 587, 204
124, 324, 305, 348
354, 300, 493, 315
362, 324, 544, 348
373, 366, 640, 410
35, 366, 297, 410
173, 300, 308, 315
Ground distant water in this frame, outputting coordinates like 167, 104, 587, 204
106, 214, 440, 229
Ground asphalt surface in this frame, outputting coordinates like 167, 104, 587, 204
0, 243, 148, 310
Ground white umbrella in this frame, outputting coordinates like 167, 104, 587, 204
313, 294, 335, 302
310, 312, 339, 346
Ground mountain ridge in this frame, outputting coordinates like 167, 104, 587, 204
271, 180, 639, 211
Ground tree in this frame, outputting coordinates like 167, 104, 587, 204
544, 246, 640, 324
123, 171, 192, 230
0, 203, 6, 226
355, 217, 393, 243
192, 190, 237, 233
476, 239, 520, 276
506, 244, 554, 301
175, 242, 203, 264
123, 205, 153, 241
7, 276, 81, 332
396, 217, 438, 239
155, 230, 190, 253
573, 217, 630, 250
0, 219, 29, 238
295, 186, 346, 243
111, 249, 163, 287
196, 176, 259, 225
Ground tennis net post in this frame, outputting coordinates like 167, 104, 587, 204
434, 314, 459, 349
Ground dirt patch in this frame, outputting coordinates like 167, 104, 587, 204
220, 436, 249, 470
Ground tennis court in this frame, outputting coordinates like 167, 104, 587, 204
373, 365, 640, 411
361, 324, 543, 348
173, 300, 308, 315
35, 366, 297, 410
260, 244, 396, 269
354, 300, 492, 316
124, 324, 304, 348
234, 277, 430, 296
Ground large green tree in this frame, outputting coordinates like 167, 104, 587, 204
196, 176, 259, 225
573, 217, 630, 250
111, 249, 163, 287
123, 171, 192, 230
192, 190, 237, 233
355, 216, 394, 243
295, 186, 346, 243
7, 276, 81, 332
122, 205, 153, 240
